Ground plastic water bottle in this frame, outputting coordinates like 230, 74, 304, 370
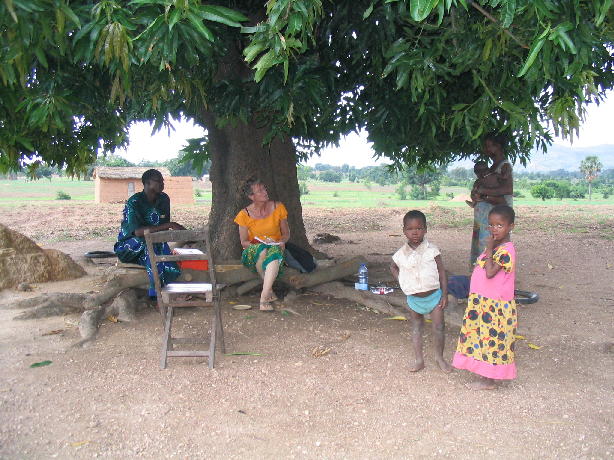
358, 263, 368, 286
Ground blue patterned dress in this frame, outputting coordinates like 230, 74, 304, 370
113, 191, 180, 297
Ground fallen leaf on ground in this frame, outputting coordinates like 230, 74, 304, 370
547, 263, 554, 270
228, 301, 237, 304
312, 345, 332, 358
42, 329, 63, 336
384, 316, 407, 321
425, 318, 432, 323
281, 307, 301, 316
527, 343, 542, 349
30, 360, 52, 368
514, 334, 526, 340
311, 301, 333, 306
224, 352, 262, 356
281, 310, 290, 317
70, 441, 91, 447
106, 315, 118, 323
232, 304, 252, 310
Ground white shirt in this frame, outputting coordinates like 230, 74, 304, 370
392, 239, 441, 295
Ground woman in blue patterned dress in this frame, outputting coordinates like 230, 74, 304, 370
114, 169, 185, 297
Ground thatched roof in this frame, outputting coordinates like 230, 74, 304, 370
93, 167, 171, 180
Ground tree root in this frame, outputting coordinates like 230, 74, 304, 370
309, 281, 407, 316
74, 289, 148, 348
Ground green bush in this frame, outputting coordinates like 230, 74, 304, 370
56, 191, 71, 200
530, 184, 554, 201
319, 170, 342, 183
299, 181, 309, 196
446, 192, 454, 199
194, 188, 203, 197
513, 190, 525, 198
570, 185, 586, 199
332, 191, 339, 197
395, 184, 407, 200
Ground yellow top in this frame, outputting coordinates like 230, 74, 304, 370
234, 202, 288, 242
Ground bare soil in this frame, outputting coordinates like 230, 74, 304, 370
0, 205, 612, 459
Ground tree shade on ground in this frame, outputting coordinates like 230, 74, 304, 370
0, 0, 612, 258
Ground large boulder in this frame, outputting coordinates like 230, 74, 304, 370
0, 224, 86, 290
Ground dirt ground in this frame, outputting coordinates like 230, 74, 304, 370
0, 205, 612, 459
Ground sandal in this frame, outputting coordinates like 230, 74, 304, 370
259, 301, 275, 312
267, 294, 279, 303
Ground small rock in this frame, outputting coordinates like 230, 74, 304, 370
312, 233, 341, 244
17, 283, 33, 292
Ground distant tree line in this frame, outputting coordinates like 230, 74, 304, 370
298, 154, 613, 201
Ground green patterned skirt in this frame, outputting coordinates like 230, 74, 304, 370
241, 243, 285, 276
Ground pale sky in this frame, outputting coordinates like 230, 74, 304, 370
118, 92, 614, 168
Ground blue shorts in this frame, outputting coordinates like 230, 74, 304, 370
406, 289, 442, 315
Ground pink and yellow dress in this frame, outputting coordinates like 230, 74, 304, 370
452, 242, 517, 380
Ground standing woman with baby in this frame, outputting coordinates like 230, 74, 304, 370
470, 133, 514, 265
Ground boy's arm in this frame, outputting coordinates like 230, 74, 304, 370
390, 261, 400, 280
435, 254, 448, 309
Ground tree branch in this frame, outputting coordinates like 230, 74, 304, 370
468, 0, 529, 49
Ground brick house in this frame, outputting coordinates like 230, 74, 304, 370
93, 167, 194, 204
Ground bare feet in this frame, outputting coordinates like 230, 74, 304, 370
409, 360, 425, 372
466, 378, 497, 390
436, 359, 453, 373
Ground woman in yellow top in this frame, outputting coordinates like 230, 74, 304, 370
234, 178, 290, 311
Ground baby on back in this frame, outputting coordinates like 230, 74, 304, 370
466, 161, 507, 208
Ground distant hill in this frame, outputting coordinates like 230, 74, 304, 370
451, 144, 613, 172
522, 144, 614, 171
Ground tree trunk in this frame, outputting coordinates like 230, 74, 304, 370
198, 111, 312, 261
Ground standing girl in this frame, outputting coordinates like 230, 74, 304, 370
453, 205, 517, 389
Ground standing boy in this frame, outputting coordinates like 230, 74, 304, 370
390, 210, 451, 373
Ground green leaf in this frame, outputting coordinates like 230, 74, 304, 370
517, 37, 545, 77
500, 0, 515, 28
410, 0, 440, 21
30, 360, 52, 368
555, 30, 577, 54
241, 25, 266, 34
201, 5, 246, 28
34, 48, 48, 68
187, 12, 214, 41
168, 8, 182, 31
59, 3, 81, 28
4, 0, 18, 22
363, 3, 374, 19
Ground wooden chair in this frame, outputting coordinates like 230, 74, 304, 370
144, 228, 225, 369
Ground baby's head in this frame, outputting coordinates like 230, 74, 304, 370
474, 161, 489, 178
402, 210, 427, 246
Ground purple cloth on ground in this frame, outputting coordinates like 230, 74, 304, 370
448, 275, 470, 299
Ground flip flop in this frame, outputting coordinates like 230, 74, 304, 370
259, 301, 274, 312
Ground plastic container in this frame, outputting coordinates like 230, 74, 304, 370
358, 263, 368, 284
355, 263, 369, 290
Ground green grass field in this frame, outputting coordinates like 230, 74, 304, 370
1, 177, 613, 207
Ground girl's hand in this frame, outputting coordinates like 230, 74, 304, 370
485, 234, 496, 250
437, 295, 448, 310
